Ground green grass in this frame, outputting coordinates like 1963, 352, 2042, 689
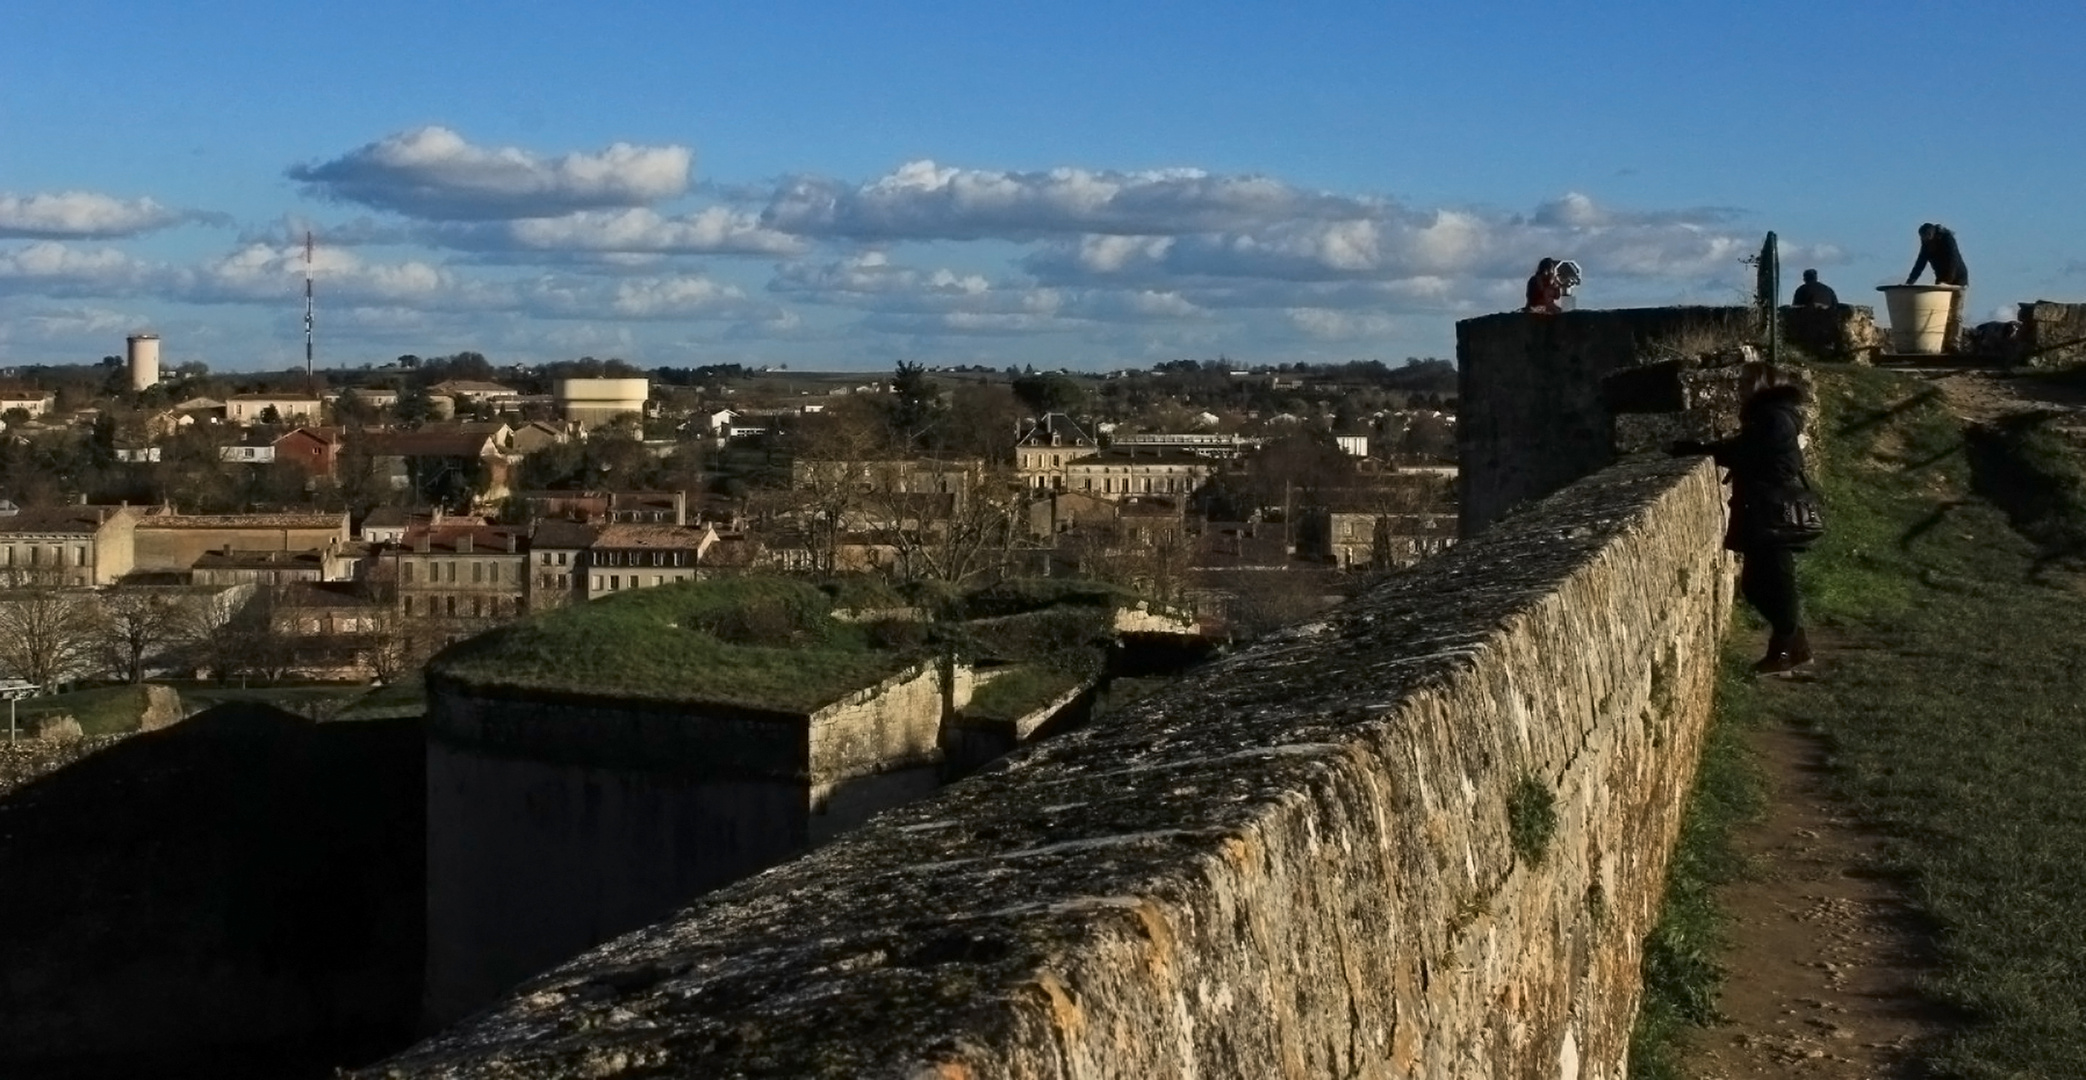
1634, 363, 2086, 1076
13, 685, 152, 737
964, 664, 1085, 724
1628, 649, 1772, 1079
432, 576, 924, 713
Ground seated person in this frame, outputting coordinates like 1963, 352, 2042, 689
1791, 269, 1837, 308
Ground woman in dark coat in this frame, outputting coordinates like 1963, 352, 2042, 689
1673, 364, 1813, 674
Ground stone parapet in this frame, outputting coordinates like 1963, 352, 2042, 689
367, 454, 1732, 1080
2019, 300, 2086, 368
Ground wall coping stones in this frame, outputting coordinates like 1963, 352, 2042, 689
366, 454, 1731, 1079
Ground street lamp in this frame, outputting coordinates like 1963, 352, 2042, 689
0, 679, 40, 743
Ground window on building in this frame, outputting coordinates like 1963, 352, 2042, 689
541, 553, 551, 565
473, 562, 484, 584
402, 562, 415, 584
73, 545, 86, 566
610, 575, 620, 590
472, 597, 483, 618
556, 552, 568, 566
652, 551, 664, 566
652, 575, 664, 587
445, 596, 457, 616
446, 561, 457, 583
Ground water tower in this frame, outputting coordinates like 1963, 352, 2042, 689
126, 333, 160, 391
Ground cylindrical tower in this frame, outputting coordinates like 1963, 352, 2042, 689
553, 378, 649, 426
126, 333, 161, 392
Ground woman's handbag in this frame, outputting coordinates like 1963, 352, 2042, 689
1753, 472, 1826, 550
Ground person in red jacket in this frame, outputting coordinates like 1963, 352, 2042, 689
1524, 258, 1563, 314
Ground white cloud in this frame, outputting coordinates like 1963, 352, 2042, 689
481, 207, 802, 255
0, 191, 216, 239
0, 241, 159, 295
607, 275, 747, 318
9, 304, 140, 338
288, 126, 693, 220
1285, 308, 1397, 340
762, 160, 1382, 241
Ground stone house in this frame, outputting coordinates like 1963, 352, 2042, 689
583, 522, 717, 599
353, 426, 515, 507
388, 522, 530, 625
225, 393, 323, 425
0, 388, 56, 418
132, 511, 351, 575
1063, 446, 1214, 500
526, 519, 596, 608
0, 505, 140, 587
428, 379, 522, 408
274, 426, 342, 477
190, 545, 354, 586
1014, 413, 1095, 491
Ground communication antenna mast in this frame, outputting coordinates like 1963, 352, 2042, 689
303, 230, 316, 395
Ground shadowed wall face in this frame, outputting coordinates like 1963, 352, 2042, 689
420, 660, 952, 1025
0, 706, 425, 1080
365, 456, 1734, 1080
1457, 306, 1756, 535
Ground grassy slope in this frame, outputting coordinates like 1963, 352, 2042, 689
1637, 364, 2086, 1077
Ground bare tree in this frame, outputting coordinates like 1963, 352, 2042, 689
868, 467, 1023, 585
0, 589, 106, 688
95, 588, 185, 683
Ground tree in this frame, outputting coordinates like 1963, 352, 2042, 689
96, 588, 184, 683
1011, 372, 1088, 418
259, 405, 284, 426
888, 361, 941, 449
395, 387, 435, 426
868, 466, 1023, 586
0, 589, 106, 688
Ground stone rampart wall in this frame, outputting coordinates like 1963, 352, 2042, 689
369, 454, 1733, 1079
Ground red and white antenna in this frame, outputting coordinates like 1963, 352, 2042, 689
303, 229, 315, 394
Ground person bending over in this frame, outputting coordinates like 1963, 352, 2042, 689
1907, 223, 1969, 351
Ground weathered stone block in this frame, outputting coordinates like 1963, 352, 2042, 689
2018, 300, 2086, 368
1780, 303, 1883, 363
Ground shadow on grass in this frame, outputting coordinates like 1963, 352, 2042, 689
1835, 387, 1944, 440
1962, 411, 2086, 578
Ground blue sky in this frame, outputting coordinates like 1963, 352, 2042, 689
3, 0, 2082, 373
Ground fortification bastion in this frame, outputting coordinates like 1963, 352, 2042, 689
420, 581, 965, 1024
371, 454, 1733, 1078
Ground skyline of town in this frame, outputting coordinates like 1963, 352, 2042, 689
6, 1, 2085, 371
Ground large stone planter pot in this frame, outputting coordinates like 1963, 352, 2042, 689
1878, 284, 1960, 354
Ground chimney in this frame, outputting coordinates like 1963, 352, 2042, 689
414, 533, 431, 554
672, 489, 687, 526
504, 533, 517, 554
457, 533, 473, 554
